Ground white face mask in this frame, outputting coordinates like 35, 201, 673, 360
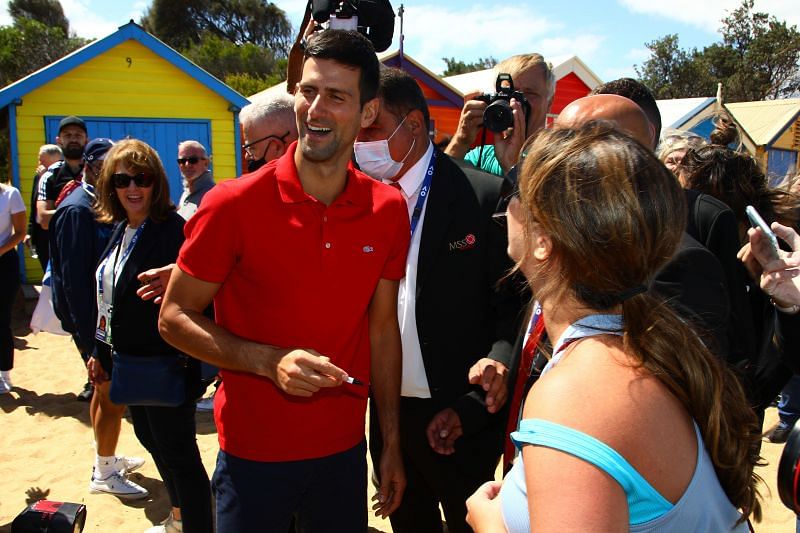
354, 115, 415, 181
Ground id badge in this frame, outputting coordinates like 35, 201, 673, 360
95, 301, 112, 345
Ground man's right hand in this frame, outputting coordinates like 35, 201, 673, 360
445, 93, 487, 159
271, 349, 348, 397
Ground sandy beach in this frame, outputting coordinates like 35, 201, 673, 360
0, 289, 796, 532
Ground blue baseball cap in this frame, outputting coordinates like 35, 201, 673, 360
83, 138, 114, 162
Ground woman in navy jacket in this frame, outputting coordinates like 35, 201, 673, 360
91, 139, 210, 533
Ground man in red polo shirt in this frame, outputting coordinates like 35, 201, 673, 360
159, 30, 409, 533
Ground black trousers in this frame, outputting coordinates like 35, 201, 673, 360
129, 403, 212, 533
0, 249, 19, 371
370, 397, 500, 533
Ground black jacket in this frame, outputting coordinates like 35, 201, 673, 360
50, 187, 112, 355
414, 152, 526, 442
96, 211, 185, 358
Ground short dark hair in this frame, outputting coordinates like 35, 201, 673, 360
378, 67, 430, 131
591, 78, 662, 141
304, 30, 379, 107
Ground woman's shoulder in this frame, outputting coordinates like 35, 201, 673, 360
524, 337, 687, 446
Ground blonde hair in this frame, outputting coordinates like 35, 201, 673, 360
495, 53, 555, 105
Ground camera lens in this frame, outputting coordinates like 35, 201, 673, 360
483, 99, 513, 133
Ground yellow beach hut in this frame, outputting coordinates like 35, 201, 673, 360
0, 21, 249, 282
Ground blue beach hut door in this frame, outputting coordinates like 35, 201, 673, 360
45, 116, 212, 205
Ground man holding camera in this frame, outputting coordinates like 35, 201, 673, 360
356, 67, 522, 533
445, 53, 555, 177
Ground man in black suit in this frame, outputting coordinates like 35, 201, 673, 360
356, 68, 523, 533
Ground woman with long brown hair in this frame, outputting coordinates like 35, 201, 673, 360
466, 123, 761, 531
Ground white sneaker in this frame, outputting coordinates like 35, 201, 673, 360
144, 512, 182, 533
115, 455, 145, 474
89, 471, 149, 499
196, 392, 215, 412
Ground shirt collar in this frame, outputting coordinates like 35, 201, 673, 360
276, 141, 370, 207
385, 141, 433, 197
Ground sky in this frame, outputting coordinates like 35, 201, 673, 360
0, 0, 798, 82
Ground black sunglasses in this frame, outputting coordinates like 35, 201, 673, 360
112, 172, 155, 188
177, 156, 205, 165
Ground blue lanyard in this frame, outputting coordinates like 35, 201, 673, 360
409, 151, 436, 238
97, 221, 146, 298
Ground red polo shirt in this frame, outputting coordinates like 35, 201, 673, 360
178, 142, 409, 461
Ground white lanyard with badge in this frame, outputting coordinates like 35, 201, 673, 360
95, 222, 146, 345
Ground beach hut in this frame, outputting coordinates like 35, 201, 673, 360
0, 21, 249, 282
657, 96, 718, 136
725, 99, 800, 186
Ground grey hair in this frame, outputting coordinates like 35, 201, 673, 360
240, 93, 296, 129
178, 140, 208, 157
39, 144, 63, 157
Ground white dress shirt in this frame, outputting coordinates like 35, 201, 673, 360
384, 142, 434, 398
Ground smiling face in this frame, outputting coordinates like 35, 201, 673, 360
114, 162, 153, 224
294, 57, 377, 165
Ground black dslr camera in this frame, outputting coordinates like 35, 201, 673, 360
309, 0, 395, 52
474, 73, 531, 133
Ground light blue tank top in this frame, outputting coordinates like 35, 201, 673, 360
499, 314, 747, 532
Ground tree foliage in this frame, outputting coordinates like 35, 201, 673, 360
8, 0, 69, 36
141, 0, 292, 55
441, 56, 497, 77
0, 18, 88, 87
141, 0, 292, 91
636, 0, 800, 101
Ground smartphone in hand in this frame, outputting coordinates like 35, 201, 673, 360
745, 205, 779, 261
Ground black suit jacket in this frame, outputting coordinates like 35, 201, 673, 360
413, 151, 525, 443
95, 211, 185, 358
684, 189, 756, 366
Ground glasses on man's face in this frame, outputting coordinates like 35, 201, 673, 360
112, 172, 154, 188
177, 156, 205, 166
242, 131, 291, 158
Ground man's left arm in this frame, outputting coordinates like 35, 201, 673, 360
368, 277, 406, 518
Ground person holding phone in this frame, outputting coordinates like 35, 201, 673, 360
680, 135, 800, 419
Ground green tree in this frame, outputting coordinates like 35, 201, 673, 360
441, 56, 497, 77
635, 1, 800, 101
182, 32, 278, 81
0, 18, 88, 87
141, 0, 292, 56
8, 0, 69, 36
140, 0, 199, 50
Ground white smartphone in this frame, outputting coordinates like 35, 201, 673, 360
745, 205, 779, 261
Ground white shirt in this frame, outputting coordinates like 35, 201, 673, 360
384, 142, 434, 398
0, 185, 25, 248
